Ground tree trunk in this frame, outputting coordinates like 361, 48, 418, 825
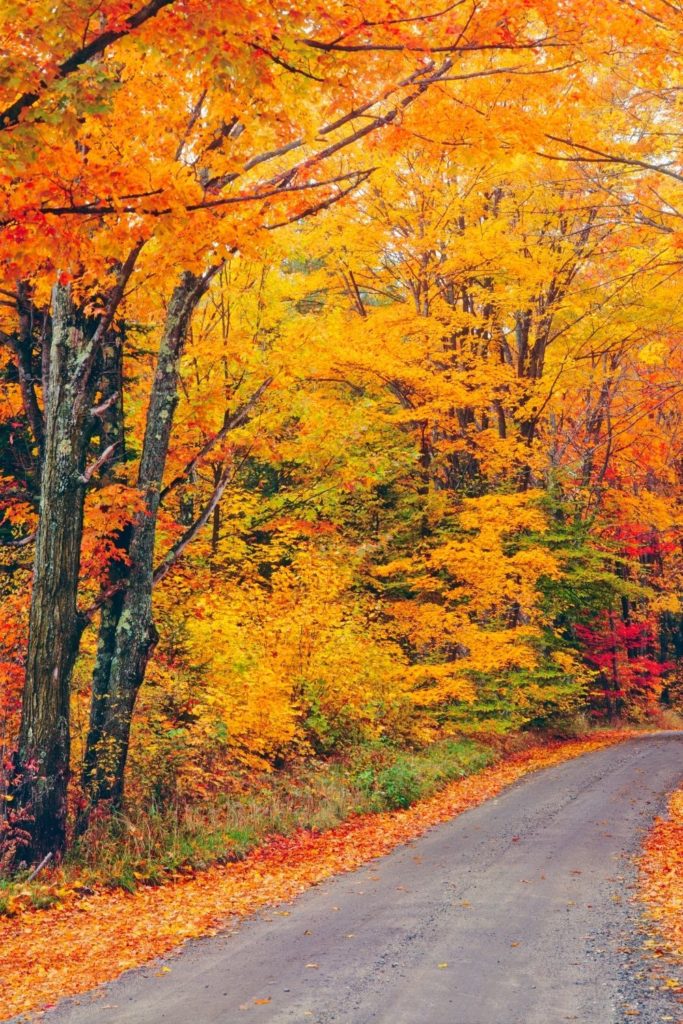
80, 553, 129, 806
82, 270, 215, 806
8, 246, 143, 861
11, 283, 96, 864
80, 331, 129, 805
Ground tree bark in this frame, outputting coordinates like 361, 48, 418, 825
82, 269, 216, 806
11, 283, 96, 863
80, 329, 129, 807
7, 248, 142, 863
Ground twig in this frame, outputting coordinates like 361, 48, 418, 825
0, 532, 36, 547
154, 465, 236, 584
26, 851, 52, 882
90, 391, 119, 418
79, 442, 119, 484
160, 378, 272, 500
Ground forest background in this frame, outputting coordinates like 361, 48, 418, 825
1, 0, 683, 894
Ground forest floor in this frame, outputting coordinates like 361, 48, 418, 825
8, 732, 683, 1024
0, 728, 657, 1020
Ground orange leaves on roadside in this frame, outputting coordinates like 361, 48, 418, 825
639, 789, 683, 964
0, 733, 631, 1019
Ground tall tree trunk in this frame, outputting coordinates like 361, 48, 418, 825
11, 283, 95, 863
82, 269, 216, 806
7, 248, 142, 863
81, 331, 129, 805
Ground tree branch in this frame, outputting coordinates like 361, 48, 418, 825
160, 377, 272, 501
72, 240, 146, 395
266, 170, 373, 228
154, 466, 234, 585
302, 34, 564, 54
36, 60, 455, 220
15, 281, 47, 454
175, 89, 207, 161
544, 134, 683, 185
91, 241, 146, 347
0, 532, 36, 547
250, 43, 324, 82
40, 169, 379, 217
78, 579, 127, 629
90, 391, 119, 418
0, 487, 38, 506
0, 0, 177, 129
79, 441, 119, 484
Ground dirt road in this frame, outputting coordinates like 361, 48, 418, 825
46, 733, 683, 1024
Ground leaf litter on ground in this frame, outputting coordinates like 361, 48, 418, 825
638, 785, 683, 999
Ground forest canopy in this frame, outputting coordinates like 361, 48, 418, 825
1, 0, 683, 868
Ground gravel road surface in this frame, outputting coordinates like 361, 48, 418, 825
45, 733, 683, 1024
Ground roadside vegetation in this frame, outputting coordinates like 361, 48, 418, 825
1, 737, 497, 915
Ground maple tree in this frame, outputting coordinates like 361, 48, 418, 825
0, 0, 681, 874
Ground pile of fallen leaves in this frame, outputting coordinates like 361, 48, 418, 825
0, 733, 631, 1019
639, 787, 683, 961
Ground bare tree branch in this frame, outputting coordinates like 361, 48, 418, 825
154, 466, 234, 585
90, 391, 119, 419
544, 134, 683, 185
160, 377, 272, 501
250, 43, 325, 82
175, 89, 208, 161
40, 169, 373, 216
78, 579, 126, 628
302, 34, 565, 54
0, 531, 36, 547
79, 441, 119, 484
266, 170, 373, 228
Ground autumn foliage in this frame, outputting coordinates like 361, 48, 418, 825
0, 0, 682, 872
638, 786, 683, 993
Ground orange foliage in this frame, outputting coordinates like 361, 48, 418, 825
639, 788, 683, 964
2, 0, 683, 881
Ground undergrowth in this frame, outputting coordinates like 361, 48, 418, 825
0, 738, 494, 914
1, 725, 641, 917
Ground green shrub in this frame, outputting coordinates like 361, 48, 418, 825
375, 760, 422, 809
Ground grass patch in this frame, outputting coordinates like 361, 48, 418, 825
353, 738, 495, 810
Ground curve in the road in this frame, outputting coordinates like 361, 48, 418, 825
44, 733, 683, 1024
